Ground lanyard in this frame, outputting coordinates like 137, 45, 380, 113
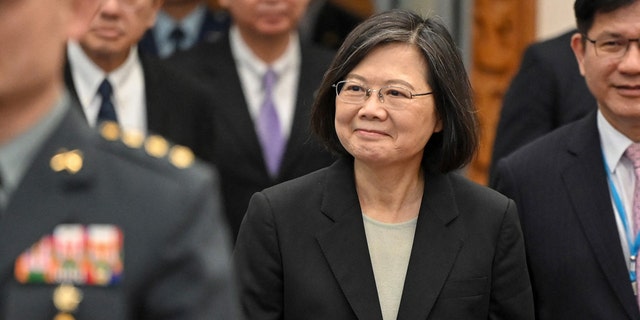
604, 157, 640, 284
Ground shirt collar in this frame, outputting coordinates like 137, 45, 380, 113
155, 4, 207, 46
599, 109, 634, 173
67, 41, 140, 107
229, 25, 300, 78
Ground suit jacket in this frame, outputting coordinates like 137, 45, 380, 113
490, 30, 597, 181
64, 53, 216, 164
492, 111, 640, 319
234, 158, 534, 319
138, 8, 231, 57
0, 104, 237, 319
169, 34, 337, 240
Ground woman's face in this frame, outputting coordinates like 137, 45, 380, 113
334, 43, 442, 168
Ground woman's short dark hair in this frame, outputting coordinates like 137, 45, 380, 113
311, 9, 477, 173
574, 0, 635, 35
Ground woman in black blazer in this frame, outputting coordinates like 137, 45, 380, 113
234, 10, 534, 320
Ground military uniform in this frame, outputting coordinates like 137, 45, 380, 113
0, 96, 238, 319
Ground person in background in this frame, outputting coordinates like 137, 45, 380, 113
489, 29, 596, 182
65, 0, 216, 163
0, 0, 238, 318
492, 0, 640, 318
170, 0, 336, 240
299, 0, 366, 50
138, 0, 231, 58
234, 9, 533, 320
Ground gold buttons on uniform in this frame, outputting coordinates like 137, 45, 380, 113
122, 130, 145, 149
99, 121, 120, 141
144, 135, 169, 158
50, 149, 84, 174
53, 283, 83, 320
97, 125, 196, 169
169, 145, 195, 169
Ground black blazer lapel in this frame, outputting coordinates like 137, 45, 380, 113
561, 114, 640, 319
315, 159, 383, 320
0, 108, 96, 282
397, 170, 464, 319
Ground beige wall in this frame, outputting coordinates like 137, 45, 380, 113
536, 0, 575, 40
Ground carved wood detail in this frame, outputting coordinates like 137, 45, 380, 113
467, 0, 536, 185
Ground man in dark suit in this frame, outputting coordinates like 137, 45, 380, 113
170, 0, 336, 240
492, 0, 640, 318
0, 0, 238, 318
138, 0, 231, 58
489, 29, 597, 181
65, 0, 216, 163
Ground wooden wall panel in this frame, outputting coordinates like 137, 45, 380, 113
467, 0, 536, 185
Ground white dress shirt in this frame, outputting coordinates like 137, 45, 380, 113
599, 110, 637, 269
67, 41, 147, 134
229, 25, 300, 141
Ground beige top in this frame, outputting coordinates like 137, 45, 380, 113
363, 213, 418, 320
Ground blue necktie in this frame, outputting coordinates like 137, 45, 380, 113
169, 27, 186, 53
97, 79, 118, 124
257, 69, 285, 177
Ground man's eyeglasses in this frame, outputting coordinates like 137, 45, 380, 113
332, 80, 432, 109
583, 34, 640, 59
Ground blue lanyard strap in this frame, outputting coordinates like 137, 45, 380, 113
604, 155, 640, 282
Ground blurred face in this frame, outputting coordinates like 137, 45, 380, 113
0, 0, 102, 104
79, 0, 161, 70
572, 1, 640, 139
219, 0, 309, 37
0, 0, 68, 102
335, 43, 442, 168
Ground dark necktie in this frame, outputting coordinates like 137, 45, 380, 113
257, 69, 285, 177
169, 27, 186, 53
97, 79, 118, 123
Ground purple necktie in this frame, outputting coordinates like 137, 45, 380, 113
626, 142, 640, 303
257, 69, 285, 177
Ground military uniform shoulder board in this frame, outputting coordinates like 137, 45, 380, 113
97, 121, 195, 169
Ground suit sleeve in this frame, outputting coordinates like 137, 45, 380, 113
144, 169, 240, 320
233, 192, 284, 320
489, 199, 534, 320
